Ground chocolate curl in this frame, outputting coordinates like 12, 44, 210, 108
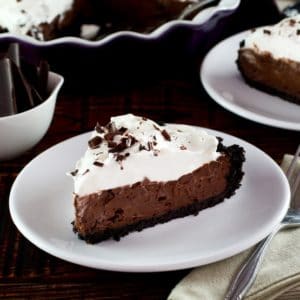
0, 58, 17, 117
10, 61, 36, 112
7, 43, 20, 67
22, 61, 49, 105
38, 60, 49, 99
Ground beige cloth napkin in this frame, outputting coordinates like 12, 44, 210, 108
168, 155, 300, 300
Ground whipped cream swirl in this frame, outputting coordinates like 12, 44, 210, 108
0, 0, 74, 40
71, 114, 220, 196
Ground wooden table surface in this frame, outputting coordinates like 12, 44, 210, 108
1, 1, 300, 299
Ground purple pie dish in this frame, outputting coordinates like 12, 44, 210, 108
0, 0, 240, 89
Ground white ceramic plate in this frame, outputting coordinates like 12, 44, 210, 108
201, 31, 300, 131
9, 127, 290, 272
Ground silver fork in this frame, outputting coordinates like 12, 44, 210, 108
224, 145, 300, 300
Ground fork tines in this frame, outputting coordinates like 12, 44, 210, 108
286, 144, 300, 207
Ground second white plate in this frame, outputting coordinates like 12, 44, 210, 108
9, 127, 290, 272
201, 31, 300, 131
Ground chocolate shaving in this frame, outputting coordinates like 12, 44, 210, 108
82, 169, 90, 175
109, 138, 128, 153
239, 40, 245, 48
88, 136, 103, 149
297, 29, 300, 35
38, 60, 49, 99
128, 135, 137, 146
147, 142, 153, 151
263, 29, 271, 35
93, 161, 104, 167
0, 58, 17, 116
107, 141, 117, 148
139, 144, 147, 151
0, 43, 50, 116
70, 169, 78, 176
115, 153, 130, 162
118, 127, 127, 134
95, 122, 105, 133
289, 19, 296, 26
161, 129, 171, 141
7, 43, 20, 67
104, 132, 115, 141
107, 121, 117, 133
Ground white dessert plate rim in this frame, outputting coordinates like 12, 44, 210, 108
9, 126, 290, 272
200, 30, 300, 131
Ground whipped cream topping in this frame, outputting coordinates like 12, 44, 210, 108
0, 0, 74, 40
243, 15, 300, 62
71, 114, 220, 197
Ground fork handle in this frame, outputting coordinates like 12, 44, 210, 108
224, 225, 282, 300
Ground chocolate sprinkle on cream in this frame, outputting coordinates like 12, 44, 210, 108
82, 169, 90, 175
289, 19, 296, 26
109, 138, 129, 153
93, 161, 104, 167
297, 29, 300, 35
70, 169, 78, 176
263, 29, 271, 35
95, 123, 105, 134
118, 127, 128, 134
107, 141, 118, 148
161, 129, 171, 141
139, 144, 147, 151
88, 136, 103, 149
147, 142, 154, 151
115, 153, 130, 162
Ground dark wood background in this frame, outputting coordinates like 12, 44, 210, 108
1, 0, 300, 299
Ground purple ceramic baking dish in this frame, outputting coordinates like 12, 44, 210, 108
0, 0, 240, 89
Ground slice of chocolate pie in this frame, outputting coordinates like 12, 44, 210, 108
70, 114, 245, 243
237, 15, 300, 104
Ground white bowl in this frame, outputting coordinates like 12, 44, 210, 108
0, 72, 64, 161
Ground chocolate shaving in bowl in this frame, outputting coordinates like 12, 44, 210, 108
7, 43, 20, 67
0, 58, 17, 116
0, 43, 50, 117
